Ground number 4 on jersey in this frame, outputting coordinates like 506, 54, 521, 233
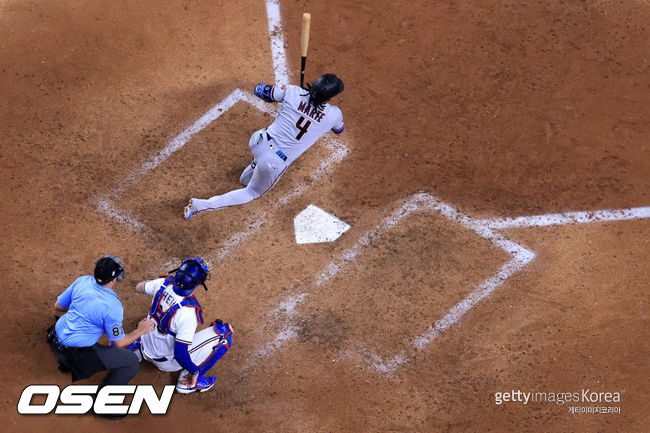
295, 116, 311, 140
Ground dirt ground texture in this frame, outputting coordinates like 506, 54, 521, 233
1, 0, 649, 432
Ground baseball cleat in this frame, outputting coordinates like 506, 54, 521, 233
176, 374, 216, 394
195, 375, 217, 392
184, 199, 197, 220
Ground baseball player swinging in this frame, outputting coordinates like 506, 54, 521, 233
184, 73, 345, 219
129, 257, 233, 394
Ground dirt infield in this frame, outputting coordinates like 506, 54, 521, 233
2, 0, 649, 432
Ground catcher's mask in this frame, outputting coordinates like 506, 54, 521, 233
169, 257, 210, 297
94, 254, 126, 285
306, 73, 344, 109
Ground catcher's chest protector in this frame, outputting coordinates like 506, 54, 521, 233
149, 279, 204, 337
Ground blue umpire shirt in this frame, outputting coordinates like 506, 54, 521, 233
55, 275, 126, 347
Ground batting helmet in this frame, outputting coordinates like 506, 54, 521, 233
170, 257, 210, 297
94, 254, 126, 285
308, 73, 344, 109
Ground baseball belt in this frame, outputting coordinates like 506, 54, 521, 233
265, 132, 287, 161
47, 325, 94, 353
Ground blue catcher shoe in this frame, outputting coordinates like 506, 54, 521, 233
195, 375, 217, 392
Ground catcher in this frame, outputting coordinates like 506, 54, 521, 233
129, 257, 233, 394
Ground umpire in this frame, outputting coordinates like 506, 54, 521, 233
47, 255, 155, 408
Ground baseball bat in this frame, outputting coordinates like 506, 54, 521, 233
300, 12, 311, 88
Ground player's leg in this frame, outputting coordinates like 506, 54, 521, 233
185, 131, 267, 218
246, 129, 289, 195
247, 156, 287, 196
175, 321, 234, 393
190, 321, 233, 373
137, 338, 184, 371
189, 185, 258, 214
240, 132, 263, 186
187, 155, 285, 216
239, 160, 256, 186
145, 356, 182, 372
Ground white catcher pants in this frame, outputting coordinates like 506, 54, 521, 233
192, 129, 289, 212
138, 325, 230, 390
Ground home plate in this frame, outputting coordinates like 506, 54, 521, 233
294, 205, 351, 244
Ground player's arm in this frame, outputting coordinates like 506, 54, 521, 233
331, 109, 344, 135
174, 341, 200, 374
173, 314, 201, 385
105, 306, 155, 348
254, 83, 286, 103
54, 301, 68, 312
175, 341, 201, 388
112, 318, 156, 348
135, 281, 147, 293
136, 278, 165, 296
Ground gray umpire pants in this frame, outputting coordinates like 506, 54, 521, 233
48, 327, 139, 386
92, 344, 140, 386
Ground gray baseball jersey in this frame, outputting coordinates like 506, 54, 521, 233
266, 84, 344, 164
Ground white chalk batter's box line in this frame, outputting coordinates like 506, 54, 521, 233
87, 0, 650, 377
94, 89, 348, 241
252, 193, 650, 375
93, 0, 349, 266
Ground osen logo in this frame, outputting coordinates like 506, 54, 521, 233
17, 384, 175, 415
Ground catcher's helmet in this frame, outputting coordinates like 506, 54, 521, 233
94, 254, 126, 285
308, 73, 344, 109
171, 257, 210, 297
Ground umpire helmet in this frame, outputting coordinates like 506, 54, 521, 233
308, 73, 344, 109
94, 254, 126, 285
171, 257, 210, 297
